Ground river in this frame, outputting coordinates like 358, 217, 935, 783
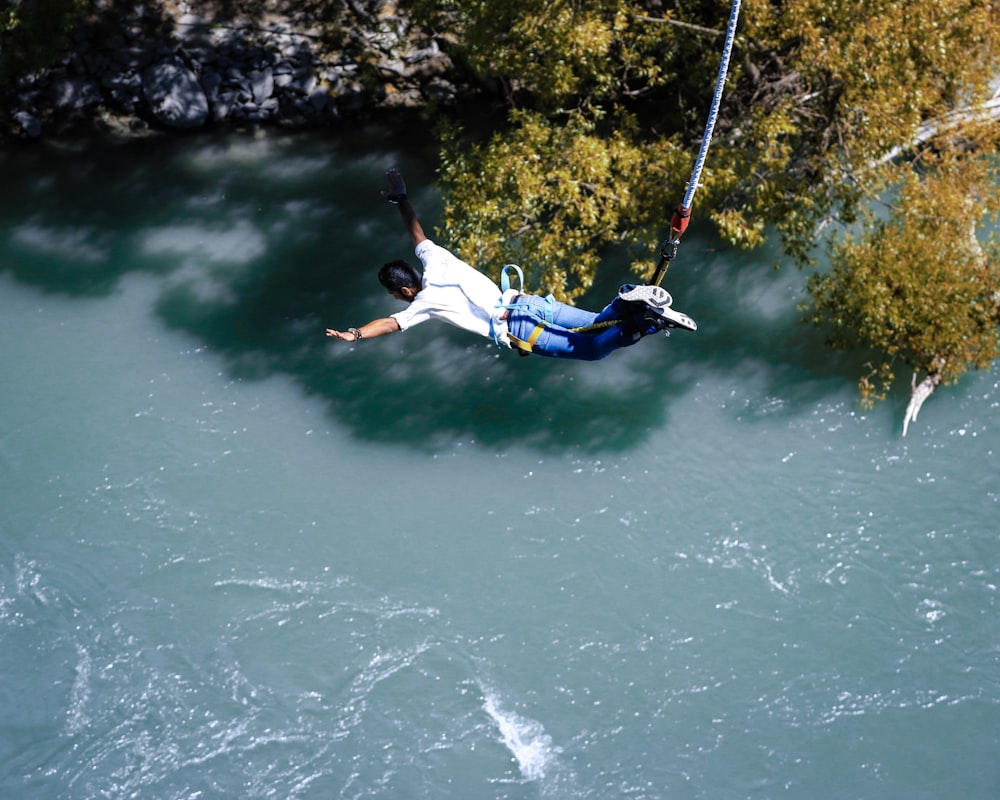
1, 129, 997, 799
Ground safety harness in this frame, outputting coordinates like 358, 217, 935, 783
490, 264, 556, 355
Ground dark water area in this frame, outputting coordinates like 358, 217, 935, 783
1, 130, 998, 799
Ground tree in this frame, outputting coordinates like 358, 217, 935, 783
407, 0, 1000, 424
807, 144, 1000, 431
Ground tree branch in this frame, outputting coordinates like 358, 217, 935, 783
902, 368, 942, 436
631, 15, 724, 37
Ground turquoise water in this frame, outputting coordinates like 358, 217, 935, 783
1, 131, 998, 799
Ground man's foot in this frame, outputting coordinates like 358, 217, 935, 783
620, 283, 697, 331
649, 305, 698, 332
619, 283, 672, 309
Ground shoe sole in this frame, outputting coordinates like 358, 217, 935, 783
654, 306, 698, 332
619, 284, 672, 308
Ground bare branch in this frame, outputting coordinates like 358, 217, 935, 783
902, 368, 942, 436
631, 14, 724, 38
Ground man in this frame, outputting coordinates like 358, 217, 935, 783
326, 168, 696, 360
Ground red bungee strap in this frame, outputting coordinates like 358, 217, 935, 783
671, 206, 692, 239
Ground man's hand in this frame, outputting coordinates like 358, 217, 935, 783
382, 167, 426, 245
326, 328, 358, 341
382, 168, 407, 203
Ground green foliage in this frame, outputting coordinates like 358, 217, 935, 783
438, 107, 691, 301
410, 0, 682, 108
0, 0, 88, 80
732, 0, 1000, 260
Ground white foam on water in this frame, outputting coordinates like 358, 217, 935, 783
65, 643, 92, 735
138, 219, 267, 264
11, 222, 108, 264
482, 691, 557, 782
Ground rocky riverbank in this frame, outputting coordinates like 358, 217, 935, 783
2, 0, 475, 139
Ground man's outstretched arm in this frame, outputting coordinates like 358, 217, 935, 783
326, 317, 400, 342
384, 168, 427, 247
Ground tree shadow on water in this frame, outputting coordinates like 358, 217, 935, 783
655, 239, 873, 418
1, 129, 868, 453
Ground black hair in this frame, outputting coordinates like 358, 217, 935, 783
378, 260, 422, 292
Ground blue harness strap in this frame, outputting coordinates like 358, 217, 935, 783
500, 264, 523, 294
492, 265, 557, 354
490, 264, 525, 349
541, 294, 555, 324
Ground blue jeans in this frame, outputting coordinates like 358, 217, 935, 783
506, 295, 658, 360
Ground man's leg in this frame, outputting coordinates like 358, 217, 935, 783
508, 296, 648, 360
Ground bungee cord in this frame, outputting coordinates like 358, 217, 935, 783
652, 0, 742, 286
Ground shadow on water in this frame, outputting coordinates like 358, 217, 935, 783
0, 127, 864, 453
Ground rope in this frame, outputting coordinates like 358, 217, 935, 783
570, 320, 617, 333
653, 0, 742, 286
681, 0, 741, 215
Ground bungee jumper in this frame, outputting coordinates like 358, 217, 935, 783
325, 168, 696, 361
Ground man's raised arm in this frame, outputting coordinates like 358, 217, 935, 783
383, 168, 427, 247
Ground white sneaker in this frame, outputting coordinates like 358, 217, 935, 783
657, 308, 698, 331
619, 284, 672, 309
651, 306, 697, 332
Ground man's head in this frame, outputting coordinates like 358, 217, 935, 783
378, 260, 421, 302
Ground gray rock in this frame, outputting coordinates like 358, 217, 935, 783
247, 97, 279, 121
119, 46, 156, 72
199, 69, 223, 100
51, 77, 102, 110
0, 0, 466, 139
14, 110, 42, 138
286, 71, 317, 96
177, 13, 205, 36
249, 68, 274, 104
424, 77, 457, 105
142, 59, 209, 128
308, 89, 329, 111
212, 89, 240, 121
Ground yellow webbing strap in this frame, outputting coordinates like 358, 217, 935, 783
508, 323, 546, 354
570, 319, 616, 333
